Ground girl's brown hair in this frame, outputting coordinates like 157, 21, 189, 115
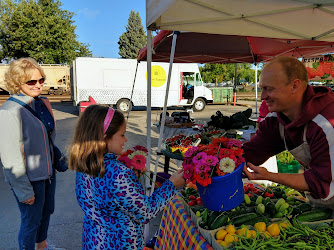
4, 57, 46, 94
69, 105, 125, 177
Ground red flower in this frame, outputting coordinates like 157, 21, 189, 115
131, 155, 146, 170
194, 172, 212, 186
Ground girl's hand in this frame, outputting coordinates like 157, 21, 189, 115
170, 169, 186, 188
243, 162, 269, 180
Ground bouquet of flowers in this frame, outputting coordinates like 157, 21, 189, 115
118, 145, 149, 172
182, 137, 245, 187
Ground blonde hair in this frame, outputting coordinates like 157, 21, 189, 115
69, 105, 125, 177
4, 57, 46, 94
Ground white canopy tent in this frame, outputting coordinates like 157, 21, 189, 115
147, 0, 334, 42
142, 0, 334, 241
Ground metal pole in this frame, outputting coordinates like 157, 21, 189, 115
144, 29, 152, 244
151, 31, 178, 195
255, 64, 258, 117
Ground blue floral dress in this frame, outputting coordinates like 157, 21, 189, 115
75, 153, 178, 249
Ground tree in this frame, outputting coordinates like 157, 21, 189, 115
118, 10, 146, 59
0, 0, 91, 64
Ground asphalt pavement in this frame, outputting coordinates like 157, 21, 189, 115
0, 100, 259, 249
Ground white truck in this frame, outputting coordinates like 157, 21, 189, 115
0, 64, 70, 95
71, 57, 213, 112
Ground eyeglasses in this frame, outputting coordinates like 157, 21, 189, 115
25, 77, 45, 86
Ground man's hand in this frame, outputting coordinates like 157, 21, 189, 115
243, 162, 269, 180
22, 196, 35, 205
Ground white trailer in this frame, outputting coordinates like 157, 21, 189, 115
71, 57, 213, 112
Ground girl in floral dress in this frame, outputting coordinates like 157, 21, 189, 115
69, 105, 185, 249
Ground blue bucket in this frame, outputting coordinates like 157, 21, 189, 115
196, 162, 245, 212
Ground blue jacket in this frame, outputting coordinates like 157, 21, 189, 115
76, 153, 178, 249
0, 95, 55, 202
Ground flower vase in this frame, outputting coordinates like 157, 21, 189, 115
196, 162, 245, 212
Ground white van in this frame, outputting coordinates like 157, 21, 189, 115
71, 57, 213, 112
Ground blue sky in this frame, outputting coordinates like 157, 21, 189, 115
61, 0, 146, 58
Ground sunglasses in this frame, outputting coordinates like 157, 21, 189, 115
25, 77, 45, 86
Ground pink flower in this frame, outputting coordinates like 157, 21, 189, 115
118, 156, 131, 168
184, 146, 199, 157
194, 164, 211, 173
227, 139, 243, 148
192, 152, 207, 164
183, 163, 194, 179
203, 155, 219, 166
131, 155, 146, 170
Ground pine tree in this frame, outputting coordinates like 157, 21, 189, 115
0, 0, 91, 64
118, 10, 146, 59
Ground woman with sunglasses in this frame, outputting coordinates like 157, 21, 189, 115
0, 58, 58, 250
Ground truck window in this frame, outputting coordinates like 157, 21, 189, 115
195, 73, 203, 86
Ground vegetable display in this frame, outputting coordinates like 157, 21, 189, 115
181, 183, 334, 249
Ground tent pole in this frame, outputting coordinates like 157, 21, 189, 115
151, 31, 179, 196
255, 64, 258, 117
126, 61, 139, 122
144, 29, 152, 244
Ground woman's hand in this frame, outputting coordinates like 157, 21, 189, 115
22, 196, 35, 205
243, 162, 269, 180
169, 169, 186, 188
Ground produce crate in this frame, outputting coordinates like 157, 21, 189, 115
277, 161, 300, 173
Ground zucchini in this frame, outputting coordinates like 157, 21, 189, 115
227, 207, 255, 220
230, 212, 258, 227
209, 213, 229, 230
207, 211, 221, 225
241, 216, 270, 226
296, 208, 333, 222
265, 202, 276, 217
201, 208, 209, 225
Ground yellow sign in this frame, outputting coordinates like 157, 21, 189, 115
147, 65, 167, 87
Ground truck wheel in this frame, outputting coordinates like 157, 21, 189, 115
193, 98, 206, 112
116, 99, 130, 113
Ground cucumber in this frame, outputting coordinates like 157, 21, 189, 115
296, 208, 333, 222
296, 203, 313, 213
241, 216, 270, 226
265, 202, 276, 217
209, 213, 229, 230
207, 211, 221, 225
201, 208, 208, 225
230, 213, 258, 227
227, 207, 256, 220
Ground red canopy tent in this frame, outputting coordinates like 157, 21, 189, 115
138, 30, 334, 64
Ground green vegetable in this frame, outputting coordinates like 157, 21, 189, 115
227, 207, 255, 219
257, 203, 265, 214
230, 212, 258, 226
292, 203, 312, 216
210, 213, 228, 229
256, 196, 263, 205
265, 202, 276, 217
241, 216, 270, 226
201, 208, 208, 224
296, 208, 333, 222
275, 198, 286, 211
196, 211, 201, 217
278, 202, 289, 213
263, 197, 271, 206
244, 194, 251, 205
207, 211, 220, 225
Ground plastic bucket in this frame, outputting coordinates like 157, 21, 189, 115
196, 162, 245, 212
